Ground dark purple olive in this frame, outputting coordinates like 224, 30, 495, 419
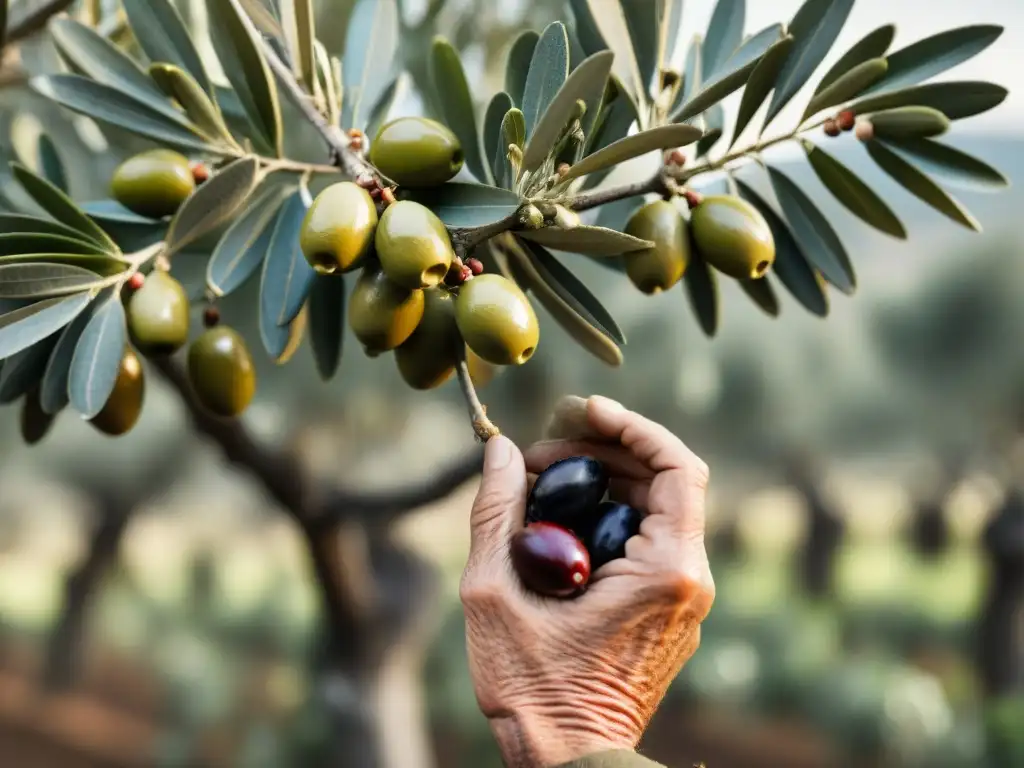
526, 456, 608, 531
585, 501, 643, 570
511, 522, 591, 598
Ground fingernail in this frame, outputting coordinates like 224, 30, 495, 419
590, 395, 625, 414
484, 435, 513, 471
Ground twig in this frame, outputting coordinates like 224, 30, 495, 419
565, 171, 672, 213
5, 0, 76, 46
455, 347, 500, 442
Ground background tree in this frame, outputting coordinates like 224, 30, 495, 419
0, 0, 1012, 766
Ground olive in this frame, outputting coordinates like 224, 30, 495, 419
455, 274, 539, 366
690, 195, 775, 280
511, 522, 591, 598
126, 270, 191, 355
111, 149, 195, 219
187, 326, 256, 418
623, 200, 689, 294
348, 266, 425, 356
584, 501, 643, 570
375, 200, 454, 290
300, 181, 379, 275
369, 117, 464, 187
90, 346, 145, 436
526, 456, 608, 532
20, 387, 55, 446
395, 288, 460, 389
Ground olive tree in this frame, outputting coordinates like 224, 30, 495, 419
0, 0, 1011, 766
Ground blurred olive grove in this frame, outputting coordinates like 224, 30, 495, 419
0, 0, 1023, 767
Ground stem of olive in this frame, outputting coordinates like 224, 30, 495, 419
454, 344, 500, 442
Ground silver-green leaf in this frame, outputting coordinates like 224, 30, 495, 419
879, 138, 1008, 191
682, 248, 719, 337
702, 0, 746, 81
67, 291, 126, 419
739, 277, 780, 318
207, 184, 290, 297
36, 135, 67, 195
401, 184, 522, 228
10, 162, 116, 252
814, 25, 895, 97
563, 124, 702, 182
518, 225, 652, 256
39, 291, 107, 415
307, 274, 345, 381
429, 36, 491, 184
763, 0, 855, 128
165, 157, 261, 257
342, 0, 399, 130
0, 293, 93, 360
484, 92, 515, 179
0, 333, 59, 405
0, 263, 104, 299
122, 0, 213, 96
865, 140, 980, 232
522, 22, 571, 139
848, 81, 1007, 121
802, 141, 906, 239
802, 58, 888, 121
505, 31, 539, 108
261, 189, 315, 328
731, 36, 794, 146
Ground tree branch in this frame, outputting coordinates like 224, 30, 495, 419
5, 0, 75, 46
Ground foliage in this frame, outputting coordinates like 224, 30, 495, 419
0, 0, 1010, 443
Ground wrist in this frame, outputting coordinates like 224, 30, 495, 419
487, 706, 634, 768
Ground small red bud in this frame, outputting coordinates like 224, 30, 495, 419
190, 162, 210, 185
348, 128, 364, 139
668, 149, 686, 167
460, 266, 473, 282
824, 119, 841, 137
369, 186, 382, 199
356, 173, 376, 189
683, 189, 703, 210
466, 258, 484, 276
556, 162, 571, 177
837, 110, 856, 132
380, 187, 396, 206
203, 306, 221, 328
127, 272, 145, 291
855, 120, 875, 142
349, 136, 364, 151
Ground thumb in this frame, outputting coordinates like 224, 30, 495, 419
469, 435, 527, 562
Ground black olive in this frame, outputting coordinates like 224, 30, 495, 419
585, 501, 643, 570
526, 456, 608, 532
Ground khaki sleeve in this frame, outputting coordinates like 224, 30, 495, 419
555, 750, 666, 768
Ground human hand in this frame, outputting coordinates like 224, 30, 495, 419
461, 395, 715, 767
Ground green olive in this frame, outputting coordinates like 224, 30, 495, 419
187, 326, 256, 418
395, 288, 460, 390
455, 274, 539, 366
90, 346, 145, 436
623, 200, 689, 294
348, 266, 425, 356
375, 200, 454, 290
300, 182, 379, 275
127, 271, 191, 355
20, 387, 55, 446
690, 195, 775, 280
369, 117, 464, 187
111, 149, 195, 219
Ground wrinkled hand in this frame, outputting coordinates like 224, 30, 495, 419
461, 396, 715, 768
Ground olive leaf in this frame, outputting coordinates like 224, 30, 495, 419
733, 180, 827, 315
207, 184, 291, 297
342, 0, 399, 131
673, 24, 787, 122
803, 57, 889, 120
697, 103, 725, 158
507, 238, 623, 366
0, 214, 99, 243
81, 201, 168, 252
39, 291, 108, 415
620, 0, 662, 98
10, 163, 117, 252
484, 93, 514, 180
165, 156, 261, 257
0, 233, 109, 257
49, 18, 181, 123
849, 81, 1007, 121
802, 141, 906, 239
0, 263, 105, 299
400, 183, 521, 228
767, 165, 856, 295
523, 50, 613, 173
122, 0, 213, 96
731, 36, 794, 146
30, 75, 215, 154
677, 36, 703, 120
207, 0, 283, 157
518, 238, 625, 345
869, 106, 950, 140
518, 225, 651, 256
261, 189, 315, 328
862, 25, 1003, 96
865, 140, 980, 232
365, 76, 400, 143
522, 22, 570, 138
879, 137, 1008, 191
702, 0, 746, 81
429, 37, 491, 184
739, 277, 781, 318
505, 31, 540, 108
814, 24, 895, 96
562, 124, 702, 183
763, 0, 855, 128
0, 253, 125, 276
0, 292, 93, 361
308, 274, 346, 381
662, 0, 686, 67
67, 290, 126, 419
494, 108, 526, 189
0, 333, 59, 404
581, 82, 639, 190
682, 247, 719, 337
36, 135, 67, 195
281, 0, 316, 94
148, 63, 240, 148
570, 0, 646, 115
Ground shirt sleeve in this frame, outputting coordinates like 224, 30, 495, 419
555, 750, 666, 768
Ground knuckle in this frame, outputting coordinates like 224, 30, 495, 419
459, 574, 507, 611
471, 488, 513, 529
